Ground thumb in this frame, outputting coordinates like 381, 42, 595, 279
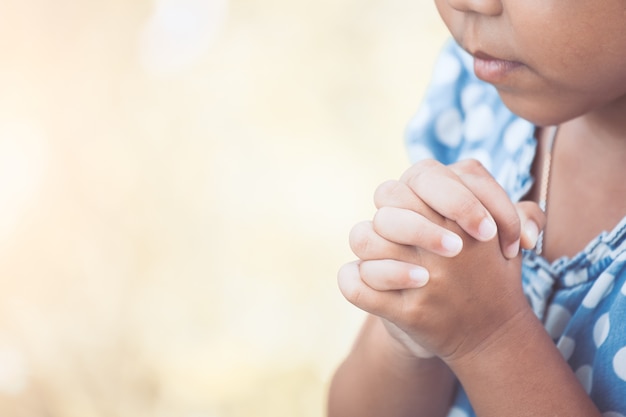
515, 201, 547, 250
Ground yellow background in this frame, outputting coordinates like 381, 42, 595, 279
0, 0, 447, 415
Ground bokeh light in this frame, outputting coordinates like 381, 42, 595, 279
0, 0, 447, 416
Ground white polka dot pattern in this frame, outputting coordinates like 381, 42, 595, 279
460, 83, 483, 112
593, 314, 610, 348
459, 149, 491, 172
408, 104, 431, 133
544, 304, 571, 339
435, 109, 463, 148
431, 52, 462, 86
447, 406, 469, 417
582, 272, 615, 309
576, 365, 594, 394
503, 118, 534, 153
464, 105, 495, 142
407, 144, 434, 163
564, 268, 589, 287
614, 348, 626, 382
557, 336, 576, 361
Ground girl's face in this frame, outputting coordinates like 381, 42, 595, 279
435, 0, 626, 126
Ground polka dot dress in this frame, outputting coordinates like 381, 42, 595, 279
405, 39, 626, 417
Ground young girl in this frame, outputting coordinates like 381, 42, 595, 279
327, 0, 626, 416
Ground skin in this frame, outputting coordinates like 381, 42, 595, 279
328, 0, 626, 416
436, 0, 626, 127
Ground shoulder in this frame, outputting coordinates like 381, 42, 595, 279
547, 225, 626, 412
405, 39, 537, 201
518, 219, 626, 413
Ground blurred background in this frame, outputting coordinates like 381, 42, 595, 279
0, 0, 447, 416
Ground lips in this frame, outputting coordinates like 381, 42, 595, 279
471, 50, 523, 83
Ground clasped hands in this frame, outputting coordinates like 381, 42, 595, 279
338, 159, 546, 364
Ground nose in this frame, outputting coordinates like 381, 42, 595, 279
446, 0, 503, 15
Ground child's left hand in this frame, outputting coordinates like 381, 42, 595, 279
338, 159, 545, 364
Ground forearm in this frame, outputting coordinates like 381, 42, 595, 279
327, 315, 456, 417
448, 309, 601, 417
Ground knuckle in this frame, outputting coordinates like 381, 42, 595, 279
400, 158, 442, 183
451, 196, 483, 222
416, 158, 442, 170
373, 180, 405, 208
349, 221, 375, 258
372, 206, 392, 232
372, 207, 407, 243
516, 201, 547, 228
395, 295, 425, 328
458, 158, 486, 173
337, 263, 362, 304
504, 213, 522, 231
454, 159, 489, 181
502, 213, 522, 237
341, 284, 361, 306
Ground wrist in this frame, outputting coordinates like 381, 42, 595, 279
444, 306, 540, 372
375, 318, 446, 376
441, 308, 601, 417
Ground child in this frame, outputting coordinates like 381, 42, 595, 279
327, 0, 626, 416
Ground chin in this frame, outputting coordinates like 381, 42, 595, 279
497, 91, 585, 127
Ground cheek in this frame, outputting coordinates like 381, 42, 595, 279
531, 40, 626, 107
504, 18, 626, 122
433, 0, 448, 20
513, 1, 626, 86
497, 55, 626, 127
433, 0, 463, 41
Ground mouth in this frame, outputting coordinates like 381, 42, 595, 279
470, 50, 523, 83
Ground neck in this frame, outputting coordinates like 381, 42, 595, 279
569, 95, 626, 151
536, 109, 626, 262
559, 118, 626, 171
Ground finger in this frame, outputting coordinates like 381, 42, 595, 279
515, 201, 547, 250
337, 261, 404, 317
373, 180, 433, 213
373, 206, 464, 257
450, 159, 521, 259
373, 180, 463, 258
359, 259, 430, 290
349, 220, 419, 261
400, 159, 498, 244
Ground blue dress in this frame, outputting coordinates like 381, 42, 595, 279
405, 39, 626, 417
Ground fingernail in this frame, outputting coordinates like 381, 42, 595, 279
525, 221, 539, 248
409, 267, 429, 287
441, 233, 463, 256
504, 239, 520, 259
478, 217, 497, 240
